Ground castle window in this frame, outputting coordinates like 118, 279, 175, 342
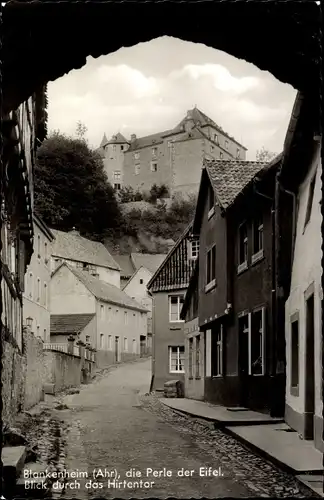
220, 152, 224, 159
214, 134, 218, 144
114, 184, 121, 191
113, 170, 121, 180
135, 164, 140, 175
152, 147, 157, 156
237, 149, 240, 159
120, 145, 124, 151
151, 162, 158, 172
134, 152, 140, 160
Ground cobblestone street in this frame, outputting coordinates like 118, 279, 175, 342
24, 358, 315, 499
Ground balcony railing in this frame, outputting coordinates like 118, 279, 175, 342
43, 343, 69, 354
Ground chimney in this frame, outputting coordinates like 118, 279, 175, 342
131, 134, 137, 142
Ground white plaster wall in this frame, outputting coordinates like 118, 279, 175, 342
96, 301, 148, 355
23, 221, 53, 342
123, 267, 153, 313
50, 266, 96, 315
285, 147, 322, 418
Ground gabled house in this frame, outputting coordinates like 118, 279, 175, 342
147, 224, 198, 390
193, 155, 284, 415
278, 91, 323, 452
50, 262, 148, 368
51, 228, 121, 288
23, 214, 55, 342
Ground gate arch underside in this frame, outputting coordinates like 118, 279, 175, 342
2, 1, 321, 115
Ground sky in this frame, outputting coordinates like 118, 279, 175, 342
47, 36, 297, 160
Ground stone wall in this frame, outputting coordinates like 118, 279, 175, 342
24, 329, 45, 409
1, 339, 25, 426
43, 350, 82, 392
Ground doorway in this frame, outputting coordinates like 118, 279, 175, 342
304, 293, 315, 440
115, 336, 120, 363
238, 315, 249, 408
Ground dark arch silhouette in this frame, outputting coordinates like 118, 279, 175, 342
2, 1, 321, 115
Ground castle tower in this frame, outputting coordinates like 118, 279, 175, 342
102, 132, 129, 191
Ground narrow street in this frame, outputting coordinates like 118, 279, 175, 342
46, 359, 314, 499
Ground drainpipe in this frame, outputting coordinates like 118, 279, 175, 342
147, 289, 155, 392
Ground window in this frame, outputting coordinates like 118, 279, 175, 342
100, 333, 104, 349
239, 310, 265, 376
124, 311, 128, 325
134, 152, 140, 160
304, 173, 316, 227
211, 325, 223, 376
44, 241, 48, 263
169, 346, 185, 373
132, 339, 137, 354
291, 319, 299, 389
152, 147, 157, 156
210, 145, 214, 152
238, 222, 248, 270
100, 305, 104, 320
151, 162, 158, 172
29, 272, 33, 299
37, 325, 40, 337
195, 335, 201, 378
108, 335, 112, 350
225, 140, 229, 150
167, 141, 172, 147
190, 239, 199, 260
44, 283, 48, 308
37, 278, 41, 302
86, 335, 90, 343
37, 235, 41, 258
214, 134, 218, 144
113, 170, 121, 180
252, 214, 264, 261
114, 183, 121, 191
44, 329, 47, 340
220, 152, 224, 159
188, 338, 193, 378
120, 145, 124, 151
169, 295, 184, 322
140, 278, 144, 284
206, 245, 216, 290
135, 164, 140, 175
208, 183, 215, 218
123, 337, 128, 352
236, 148, 240, 159
251, 308, 265, 375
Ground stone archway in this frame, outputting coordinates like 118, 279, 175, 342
2, 1, 321, 114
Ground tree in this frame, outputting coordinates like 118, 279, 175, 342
34, 131, 122, 240
256, 146, 278, 162
75, 121, 88, 140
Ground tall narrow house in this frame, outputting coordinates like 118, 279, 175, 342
147, 223, 198, 391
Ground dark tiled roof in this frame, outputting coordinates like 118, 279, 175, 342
107, 132, 129, 145
69, 265, 148, 312
51, 229, 120, 271
50, 313, 95, 334
131, 253, 167, 275
126, 130, 172, 152
204, 159, 269, 209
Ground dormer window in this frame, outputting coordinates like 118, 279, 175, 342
220, 152, 224, 159
214, 134, 218, 144
225, 140, 229, 150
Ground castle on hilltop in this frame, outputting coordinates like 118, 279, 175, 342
98, 107, 247, 197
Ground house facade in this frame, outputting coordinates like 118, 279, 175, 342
180, 262, 204, 400
147, 224, 198, 391
98, 107, 247, 197
1, 88, 47, 424
193, 156, 285, 415
278, 92, 323, 452
23, 214, 55, 342
50, 263, 148, 368
51, 228, 121, 287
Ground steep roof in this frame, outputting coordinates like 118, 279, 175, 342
126, 130, 172, 152
51, 229, 120, 271
107, 132, 129, 145
50, 313, 95, 335
193, 156, 282, 233
53, 263, 148, 312
131, 253, 167, 275
112, 254, 135, 278
100, 133, 108, 148
33, 213, 55, 241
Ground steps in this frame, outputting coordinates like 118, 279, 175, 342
1, 446, 27, 498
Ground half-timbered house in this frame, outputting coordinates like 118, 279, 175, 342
147, 223, 198, 391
